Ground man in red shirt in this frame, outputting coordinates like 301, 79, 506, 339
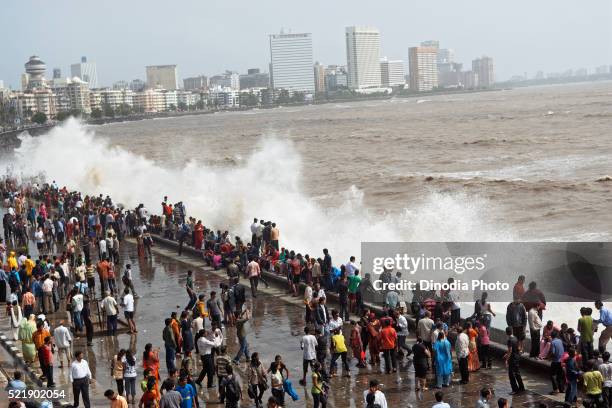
379, 319, 398, 374
40, 336, 55, 387
96, 258, 109, 298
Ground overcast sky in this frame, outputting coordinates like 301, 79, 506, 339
2, 0, 611, 88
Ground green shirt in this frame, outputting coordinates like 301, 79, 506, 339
578, 316, 594, 343
348, 275, 361, 293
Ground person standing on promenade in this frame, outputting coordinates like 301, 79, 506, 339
564, 348, 579, 407
247, 257, 261, 298
506, 297, 527, 351
121, 264, 138, 297
233, 307, 251, 364
363, 379, 387, 408
549, 330, 565, 395
163, 318, 178, 373
121, 288, 137, 334
322, 249, 332, 291
504, 326, 525, 395
528, 303, 543, 358
513, 275, 525, 302
578, 307, 595, 365
433, 331, 453, 388
40, 335, 55, 387
206, 291, 223, 327
595, 301, 612, 353
101, 290, 118, 336
70, 351, 92, 408
53, 320, 72, 368
270, 223, 279, 251
300, 326, 318, 385
456, 326, 470, 384
379, 318, 398, 374
583, 360, 605, 407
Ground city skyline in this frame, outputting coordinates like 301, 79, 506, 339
1, 0, 610, 89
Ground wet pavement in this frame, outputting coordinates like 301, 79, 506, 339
1, 237, 569, 407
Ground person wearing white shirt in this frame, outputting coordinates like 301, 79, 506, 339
327, 310, 343, 332
53, 321, 72, 367
432, 390, 451, 408
98, 239, 107, 260
300, 327, 318, 385
250, 218, 259, 245
101, 292, 118, 336
363, 379, 388, 408
70, 351, 92, 408
397, 304, 411, 357
456, 327, 470, 384
121, 289, 136, 334
42, 277, 54, 314
345, 257, 357, 277
195, 329, 223, 387
528, 305, 543, 358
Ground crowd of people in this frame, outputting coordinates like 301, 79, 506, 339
1, 178, 612, 408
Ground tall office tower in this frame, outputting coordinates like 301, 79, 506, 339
269, 32, 315, 92
408, 47, 438, 92
53, 68, 62, 79
472, 56, 495, 88
313, 62, 326, 93
380, 58, 405, 87
71, 56, 98, 88
345, 26, 382, 90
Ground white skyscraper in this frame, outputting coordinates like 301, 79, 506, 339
380, 58, 405, 87
70, 56, 98, 89
269, 32, 315, 93
345, 26, 382, 90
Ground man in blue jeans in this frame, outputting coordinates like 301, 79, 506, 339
162, 318, 177, 372
232, 308, 251, 364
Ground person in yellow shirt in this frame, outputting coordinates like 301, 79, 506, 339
7, 251, 18, 271
24, 255, 35, 282
583, 361, 604, 406
330, 328, 350, 378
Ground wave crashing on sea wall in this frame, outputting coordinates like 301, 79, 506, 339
6, 119, 514, 261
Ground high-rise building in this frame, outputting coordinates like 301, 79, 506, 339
209, 71, 240, 90
183, 76, 208, 91
53, 68, 62, 79
113, 80, 129, 90
130, 79, 146, 92
269, 32, 315, 93
239, 69, 270, 90
314, 62, 326, 94
345, 26, 382, 90
324, 65, 348, 91
472, 56, 495, 88
380, 58, 405, 87
145, 65, 178, 90
408, 47, 438, 92
66, 77, 91, 113
24, 56, 46, 89
437, 48, 454, 65
71, 56, 98, 89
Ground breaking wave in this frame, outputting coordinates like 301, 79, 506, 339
6, 119, 515, 261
